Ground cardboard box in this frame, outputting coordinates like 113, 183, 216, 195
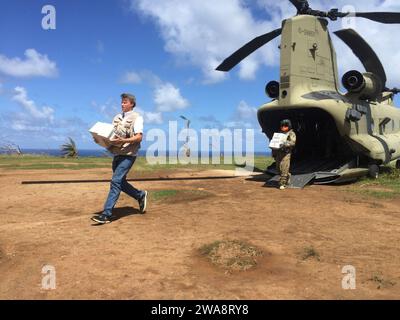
89, 122, 125, 149
269, 132, 288, 150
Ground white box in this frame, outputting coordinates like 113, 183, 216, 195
269, 132, 288, 150
89, 122, 124, 148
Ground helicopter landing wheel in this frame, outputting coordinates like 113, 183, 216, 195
396, 160, 400, 170
368, 164, 380, 179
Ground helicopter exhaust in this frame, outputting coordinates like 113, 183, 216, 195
265, 81, 280, 99
342, 70, 383, 100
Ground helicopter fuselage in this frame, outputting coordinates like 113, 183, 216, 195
258, 15, 400, 182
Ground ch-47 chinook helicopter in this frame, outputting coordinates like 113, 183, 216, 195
216, 0, 400, 185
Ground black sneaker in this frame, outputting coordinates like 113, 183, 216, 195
91, 214, 111, 224
138, 191, 148, 213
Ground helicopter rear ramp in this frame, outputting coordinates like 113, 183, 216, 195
264, 173, 317, 189
264, 157, 361, 188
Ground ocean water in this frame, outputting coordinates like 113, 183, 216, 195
16, 149, 270, 158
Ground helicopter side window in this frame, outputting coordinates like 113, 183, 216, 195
379, 118, 384, 134
379, 117, 391, 135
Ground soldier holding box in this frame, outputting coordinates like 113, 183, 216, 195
272, 119, 296, 190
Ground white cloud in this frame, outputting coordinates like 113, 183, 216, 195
7, 113, 87, 141
198, 115, 222, 128
137, 70, 163, 86
238, 57, 259, 81
91, 99, 119, 120
5, 87, 69, 138
130, 0, 285, 83
144, 111, 163, 124
119, 70, 163, 86
236, 100, 257, 120
1, 90, 90, 147
10, 119, 47, 132
268, 0, 400, 87
120, 71, 142, 84
121, 69, 190, 113
92, 98, 164, 125
136, 107, 163, 124
154, 82, 189, 112
12, 87, 54, 122
324, 0, 400, 88
225, 100, 258, 128
118, 69, 190, 121
131, 0, 400, 86
0, 49, 58, 78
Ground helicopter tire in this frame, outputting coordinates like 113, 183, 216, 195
396, 160, 400, 170
368, 164, 379, 179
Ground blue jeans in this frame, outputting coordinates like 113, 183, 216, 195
103, 155, 144, 217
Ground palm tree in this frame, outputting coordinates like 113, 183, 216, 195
60, 137, 78, 158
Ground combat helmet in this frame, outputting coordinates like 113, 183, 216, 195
280, 119, 292, 129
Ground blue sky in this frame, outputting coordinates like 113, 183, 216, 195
1, 0, 400, 152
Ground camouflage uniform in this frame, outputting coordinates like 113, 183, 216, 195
273, 129, 296, 187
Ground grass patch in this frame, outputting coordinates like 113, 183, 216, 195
199, 240, 263, 272
368, 273, 396, 289
0, 154, 112, 170
300, 246, 321, 261
150, 189, 213, 202
355, 190, 398, 199
348, 166, 400, 199
0, 154, 273, 172
150, 190, 178, 201
0, 163, 112, 170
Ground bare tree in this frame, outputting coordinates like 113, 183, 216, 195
0, 140, 22, 155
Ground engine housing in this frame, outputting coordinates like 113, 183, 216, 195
342, 70, 383, 100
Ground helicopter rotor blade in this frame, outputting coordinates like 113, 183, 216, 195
288, 2, 400, 24
354, 12, 400, 24
288, 0, 309, 12
216, 28, 282, 72
334, 29, 387, 88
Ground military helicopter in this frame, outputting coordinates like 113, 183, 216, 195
216, 0, 400, 185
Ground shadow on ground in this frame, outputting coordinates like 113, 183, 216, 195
91, 206, 141, 225
245, 173, 272, 183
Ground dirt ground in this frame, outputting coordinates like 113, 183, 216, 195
0, 167, 399, 300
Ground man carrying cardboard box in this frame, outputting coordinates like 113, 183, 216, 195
92, 93, 148, 224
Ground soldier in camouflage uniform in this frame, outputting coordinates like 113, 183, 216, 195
272, 119, 296, 190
